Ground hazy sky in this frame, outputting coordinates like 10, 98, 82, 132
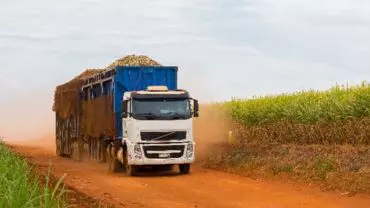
1, 0, 369, 139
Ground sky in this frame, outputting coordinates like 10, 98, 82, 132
0, 0, 369, 139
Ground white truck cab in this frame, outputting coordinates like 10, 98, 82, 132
116, 86, 199, 175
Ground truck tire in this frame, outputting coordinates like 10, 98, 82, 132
124, 150, 137, 176
71, 140, 77, 161
71, 141, 76, 161
179, 164, 190, 174
109, 145, 121, 172
71, 140, 83, 162
100, 140, 107, 163
112, 158, 121, 173
106, 143, 111, 170
56, 138, 62, 156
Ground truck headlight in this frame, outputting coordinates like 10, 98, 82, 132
134, 144, 142, 159
186, 143, 194, 158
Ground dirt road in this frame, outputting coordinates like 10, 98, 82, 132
8, 143, 370, 208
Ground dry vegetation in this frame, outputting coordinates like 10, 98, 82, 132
201, 82, 370, 194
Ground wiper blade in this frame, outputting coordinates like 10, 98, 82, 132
136, 113, 157, 118
170, 115, 187, 120
165, 113, 188, 119
138, 113, 156, 116
162, 112, 185, 118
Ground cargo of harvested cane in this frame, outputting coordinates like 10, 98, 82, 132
106, 54, 162, 68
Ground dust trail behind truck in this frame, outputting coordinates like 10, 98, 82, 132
53, 55, 199, 176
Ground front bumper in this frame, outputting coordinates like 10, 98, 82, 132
127, 142, 195, 165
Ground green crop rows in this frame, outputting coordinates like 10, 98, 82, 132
0, 143, 67, 208
228, 82, 370, 125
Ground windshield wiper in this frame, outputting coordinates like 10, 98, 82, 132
163, 112, 188, 119
136, 113, 157, 119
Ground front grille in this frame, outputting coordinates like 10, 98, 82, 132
142, 145, 185, 159
140, 131, 186, 141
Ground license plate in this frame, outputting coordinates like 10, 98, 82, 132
159, 153, 170, 158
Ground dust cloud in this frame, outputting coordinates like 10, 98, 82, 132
2, 103, 232, 160
194, 104, 231, 162
0, 90, 56, 151
4, 132, 56, 154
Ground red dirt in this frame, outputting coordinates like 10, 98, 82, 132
8, 143, 370, 208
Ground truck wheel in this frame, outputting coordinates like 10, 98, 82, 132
179, 164, 190, 174
71, 141, 76, 160
56, 138, 62, 156
112, 158, 121, 173
110, 145, 121, 172
100, 140, 107, 163
71, 140, 80, 161
124, 150, 137, 176
106, 143, 112, 171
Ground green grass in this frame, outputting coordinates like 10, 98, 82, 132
200, 81, 370, 194
271, 164, 294, 176
228, 81, 370, 125
0, 143, 67, 208
222, 82, 370, 144
313, 158, 337, 180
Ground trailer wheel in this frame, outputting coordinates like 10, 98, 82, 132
56, 138, 62, 156
124, 150, 137, 176
106, 143, 112, 171
71, 141, 76, 160
179, 164, 190, 174
71, 140, 83, 162
100, 140, 107, 163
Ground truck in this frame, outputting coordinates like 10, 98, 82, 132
53, 57, 199, 176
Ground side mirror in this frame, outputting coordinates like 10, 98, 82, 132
122, 112, 128, 118
193, 99, 199, 117
122, 100, 128, 118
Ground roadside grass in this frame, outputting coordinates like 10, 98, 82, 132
0, 142, 67, 208
199, 82, 370, 194
203, 144, 370, 194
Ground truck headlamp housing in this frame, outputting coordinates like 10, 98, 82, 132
186, 143, 194, 158
134, 144, 142, 159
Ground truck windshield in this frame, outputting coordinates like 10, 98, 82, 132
132, 98, 191, 120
